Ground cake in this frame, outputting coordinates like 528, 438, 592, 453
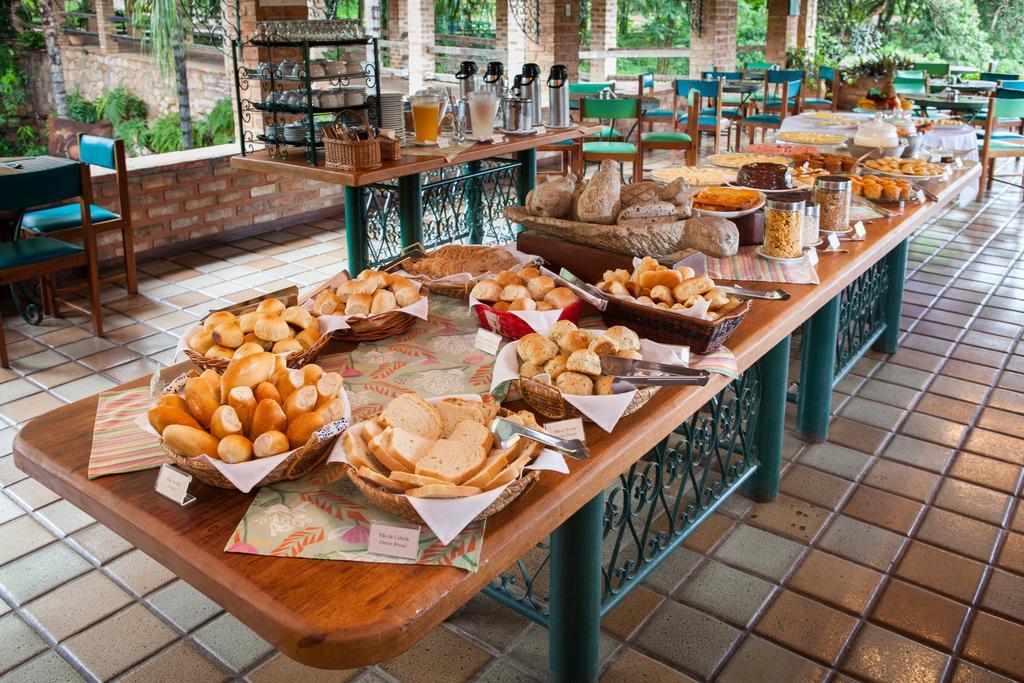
737, 163, 793, 190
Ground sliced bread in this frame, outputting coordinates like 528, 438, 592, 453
381, 393, 442, 440
344, 431, 387, 474
484, 452, 533, 490
447, 420, 494, 452
386, 427, 435, 471
405, 484, 483, 498
415, 439, 486, 484
436, 398, 487, 436
368, 428, 415, 474
389, 470, 453, 488
462, 453, 510, 489
357, 466, 408, 492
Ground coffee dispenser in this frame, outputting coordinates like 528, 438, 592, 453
482, 61, 505, 97
546, 64, 570, 128
455, 61, 478, 99
521, 63, 543, 126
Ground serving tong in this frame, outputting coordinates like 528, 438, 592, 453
600, 356, 710, 388
491, 417, 590, 460
544, 267, 790, 303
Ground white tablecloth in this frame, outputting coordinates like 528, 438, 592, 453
778, 112, 979, 161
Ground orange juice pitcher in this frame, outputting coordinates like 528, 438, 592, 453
410, 93, 442, 144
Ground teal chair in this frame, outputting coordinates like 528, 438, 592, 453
0, 161, 103, 367
569, 82, 621, 140
978, 91, 1024, 196
804, 66, 841, 111
638, 73, 674, 129
701, 71, 746, 118
894, 75, 928, 96
976, 85, 1024, 137
740, 71, 803, 144
670, 79, 722, 158
580, 97, 643, 181
914, 62, 950, 79
981, 71, 1021, 83
21, 135, 137, 294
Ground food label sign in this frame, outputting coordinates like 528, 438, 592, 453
368, 521, 421, 559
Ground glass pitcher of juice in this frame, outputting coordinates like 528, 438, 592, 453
410, 93, 442, 144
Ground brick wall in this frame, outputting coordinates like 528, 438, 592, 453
765, 0, 798, 64
689, 0, 738, 77
87, 145, 343, 264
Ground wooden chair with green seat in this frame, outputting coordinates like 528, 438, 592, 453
743, 62, 779, 107
569, 82, 620, 140
702, 71, 746, 149
978, 90, 1024, 196
0, 162, 103, 368
579, 96, 644, 182
739, 70, 803, 144
670, 79, 722, 160
20, 134, 137, 294
804, 66, 842, 111
914, 62, 951, 79
981, 71, 1021, 84
976, 85, 1024, 139
638, 73, 674, 132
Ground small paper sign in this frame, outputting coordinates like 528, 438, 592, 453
155, 464, 196, 506
806, 248, 819, 266
367, 521, 421, 559
827, 233, 841, 250
475, 328, 503, 355
544, 417, 586, 442
954, 157, 964, 168
536, 126, 547, 134
853, 221, 867, 238
438, 138, 451, 149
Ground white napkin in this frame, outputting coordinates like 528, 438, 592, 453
489, 333, 689, 432
174, 316, 332, 360
327, 394, 568, 545
468, 295, 573, 337
599, 256, 714, 321
306, 281, 429, 333
135, 390, 352, 493
393, 245, 540, 285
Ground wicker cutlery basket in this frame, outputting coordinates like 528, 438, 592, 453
324, 111, 382, 170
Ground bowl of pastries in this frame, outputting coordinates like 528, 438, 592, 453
469, 266, 582, 339
342, 393, 545, 522
593, 258, 749, 353
790, 152, 858, 174
691, 186, 766, 217
846, 173, 919, 202
147, 355, 348, 489
304, 268, 425, 342
862, 156, 947, 179
393, 244, 528, 299
511, 322, 659, 420
185, 293, 330, 371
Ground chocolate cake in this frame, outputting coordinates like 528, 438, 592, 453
737, 162, 793, 190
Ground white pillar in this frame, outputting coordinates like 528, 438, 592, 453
405, 0, 434, 93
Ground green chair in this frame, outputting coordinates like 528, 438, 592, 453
702, 71, 747, 116
894, 75, 928, 96
0, 161, 103, 367
570, 82, 621, 140
804, 66, 841, 111
914, 62, 951, 79
580, 97, 643, 182
978, 91, 1024, 196
740, 71, 802, 144
668, 79, 721, 160
896, 69, 928, 79
981, 71, 1021, 83
745, 61, 778, 71
976, 86, 1024, 137
638, 73, 674, 129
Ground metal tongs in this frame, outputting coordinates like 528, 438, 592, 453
600, 356, 710, 388
546, 267, 789, 303
713, 284, 790, 301
490, 417, 590, 460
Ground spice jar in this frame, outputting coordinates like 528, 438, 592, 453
814, 175, 852, 232
802, 202, 820, 247
764, 196, 805, 259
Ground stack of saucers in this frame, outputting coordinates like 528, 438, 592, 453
283, 123, 307, 145
370, 92, 405, 138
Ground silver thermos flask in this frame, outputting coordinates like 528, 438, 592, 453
521, 63, 543, 126
483, 61, 505, 97
456, 61, 478, 99
547, 64, 570, 128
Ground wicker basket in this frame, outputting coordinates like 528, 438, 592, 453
516, 376, 659, 421
599, 297, 750, 354
344, 409, 540, 524
504, 205, 689, 258
324, 111, 382, 170
379, 136, 401, 161
184, 286, 331, 372
474, 299, 583, 340
300, 270, 425, 342
160, 430, 337, 490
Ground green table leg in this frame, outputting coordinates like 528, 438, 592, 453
399, 173, 423, 249
516, 148, 537, 206
746, 334, 791, 502
796, 295, 841, 443
344, 185, 367, 275
873, 237, 909, 354
549, 493, 603, 683
466, 160, 484, 244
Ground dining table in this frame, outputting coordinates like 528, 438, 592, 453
914, 94, 991, 121
928, 79, 997, 95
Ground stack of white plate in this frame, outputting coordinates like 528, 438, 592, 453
370, 92, 405, 138
283, 123, 307, 145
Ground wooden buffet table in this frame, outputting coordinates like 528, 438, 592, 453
13, 163, 979, 681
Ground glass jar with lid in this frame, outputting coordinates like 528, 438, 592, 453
802, 201, 820, 247
763, 196, 805, 259
814, 175, 852, 232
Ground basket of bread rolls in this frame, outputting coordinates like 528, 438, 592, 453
184, 288, 331, 372
595, 258, 749, 354
302, 269, 425, 342
147, 354, 348, 489
383, 243, 530, 300
469, 266, 582, 339
341, 393, 543, 523
514, 322, 658, 421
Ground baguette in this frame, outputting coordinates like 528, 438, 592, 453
217, 434, 254, 463
275, 369, 305, 402
220, 352, 276, 402
672, 275, 715, 302
184, 378, 218, 428
368, 429, 412, 473
301, 364, 324, 387
162, 424, 219, 459
199, 369, 221, 393
316, 372, 343, 401
157, 394, 189, 412
147, 405, 202, 434
286, 412, 325, 449
283, 385, 318, 422
210, 405, 244, 439
253, 430, 289, 458
251, 398, 287, 439
228, 386, 256, 435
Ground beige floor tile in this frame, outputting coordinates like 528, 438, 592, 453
378, 624, 492, 682
192, 613, 274, 672
78, 347, 142, 372
948, 452, 1021, 494
600, 584, 663, 639
780, 465, 854, 509
797, 444, 873, 480
0, 613, 48, 675
675, 560, 774, 628
826, 418, 889, 455
717, 635, 827, 683
146, 579, 222, 632
600, 649, 698, 682
642, 546, 702, 594
754, 590, 857, 665
446, 593, 531, 650
680, 512, 734, 554
56, 336, 115, 359
963, 429, 1024, 466
787, 550, 883, 614
0, 380, 43, 406
35, 500, 94, 536
713, 524, 805, 581
23, 570, 133, 642
896, 540, 986, 602
0, 516, 56, 565
26, 362, 92, 390
871, 579, 968, 649
842, 485, 924, 535
746, 494, 830, 543
6, 479, 61, 513
633, 600, 741, 679
68, 523, 133, 564
0, 392, 65, 425
881, 435, 954, 473
248, 652, 358, 683
818, 515, 906, 572
963, 612, 1024, 679
120, 641, 231, 683
916, 392, 978, 424
36, 325, 92, 349
0, 649, 85, 682
0, 541, 91, 605
952, 660, 1017, 683
10, 350, 70, 375
63, 603, 177, 680
105, 549, 176, 597
50, 375, 118, 403
863, 458, 941, 502
0, 491, 22, 525
997, 532, 1024, 576
104, 322, 159, 345
841, 623, 949, 683
980, 570, 1024, 623
916, 508, 1000, 562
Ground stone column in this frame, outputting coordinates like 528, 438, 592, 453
526, 0, 580, 82
405, 0, 434, 92
689, 0, 737, 77
496, 0, 527, 71
94, 0, 117, 52
766, 0, 798, 64
385, 0, 408, 69
589, 0, 616, 81
797, 0, 817, 51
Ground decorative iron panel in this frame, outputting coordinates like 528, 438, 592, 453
483, 367, 763, 623
834, 259, 889, 376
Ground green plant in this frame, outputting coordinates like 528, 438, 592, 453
16, 31, 46, 50
65, 89, 98, 122
116, 118, 150, 155
194, 97, 234, 146
96, 84, 147, 124
15, 125, 45, 154
147, 111, 183, 153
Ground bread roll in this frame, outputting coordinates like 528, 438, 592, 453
588, 335, 619, 356
217, 435, 254, 463
638, 269, 684, 290
536, 302, 554, 311
543, 353, 569, 380
184, 377, 218, 427
157, 394, 189, 412
199, 369, 221, 393
509, 297, 537, 311
283, 306, 315, 330
617, 349, 643, 360
470, 279, 502, 302
256, 298, 286, 316
547, 320, 578, 345
393, 285, 421, 308
205, 345, 234, 361
212, 322, 243, 349
221, 352, 276, 402
253, 430, 289, 458
242, 333, 273, 351
494, 271, 523, 287
162, 425, 220, 459
336, 279, 377, 299
315, 398, 347, 424
672, 275, 715, 302
566, 349, 602, 376
254, 314, 292, 342
254, 381, 282, 404
312, 291, 339, 316
205, 311, 236, 329
238, 311, 261, 334
316, 372, 343, 400
345, 293, 372, 315
526, 276, 556, 301
294, 328, 321, 349
358, 269, 391, 290
233, 342, 266, 359
518, 266, 541, 279
517, 333, 559, 365
251, 398, 287, 439
284, 385, 318, 422
543, 287, 578, 309
492, 301, 510, 312
188, 328, 216, 354
500, 283, 531, 302
270, 339, 300, 355
594, 375, 615, 395
650, 285, 674, 304
147, 405, 201, 434
604, 326, 641, 352
228, 386, 256, 434
557, 329, 592, 354
705, 289, 730, 310
519, 361, 544, 379
275, 369, 304, 401
370, 289, 397, 314
555, 371, 594, 395
286, 412, 325, 449
210, 405, 244, 439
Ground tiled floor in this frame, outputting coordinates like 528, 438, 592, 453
0, 175, 1023, 682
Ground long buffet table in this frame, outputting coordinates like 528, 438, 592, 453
12, 162, 980, 681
